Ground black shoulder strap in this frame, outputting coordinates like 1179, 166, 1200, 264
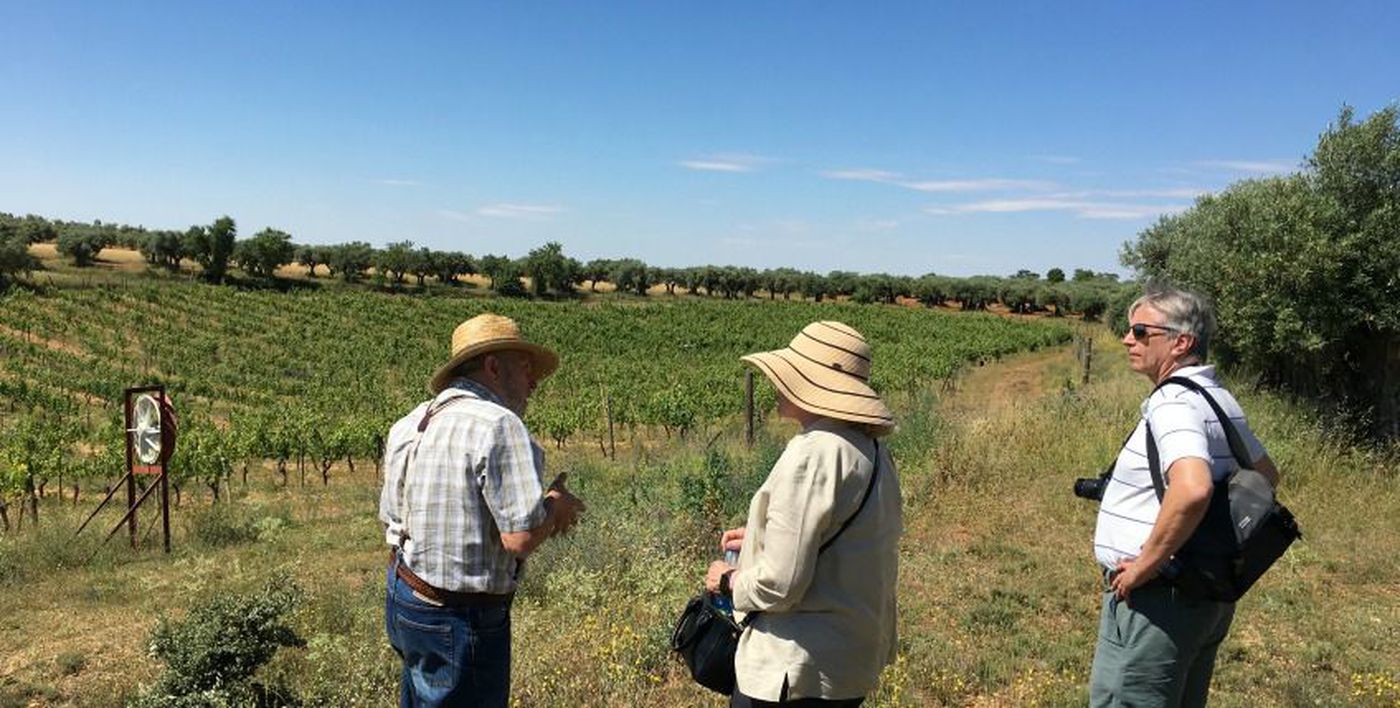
819, 440, 882, 553
1159, 377, 1253, 467
737, 440, 883, 627
1144, 376, 1253, 502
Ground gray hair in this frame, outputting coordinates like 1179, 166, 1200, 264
1129, 287, 1215, 361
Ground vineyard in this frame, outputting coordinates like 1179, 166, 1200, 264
0, 280, 1070, 522
1, 279, 1395, 707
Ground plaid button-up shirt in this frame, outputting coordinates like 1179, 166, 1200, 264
379, 378, 549, 594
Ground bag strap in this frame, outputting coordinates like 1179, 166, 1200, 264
1143, 376, 1252, 502
818, 439, 882, 553
1159, 376, 1254, 467
736, 439, 883, 627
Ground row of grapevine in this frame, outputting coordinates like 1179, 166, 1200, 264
0, 280, 1072, 519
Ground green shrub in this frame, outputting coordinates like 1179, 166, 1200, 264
186, 504, 260, 547
132, 574, 304, 707
186, 503, 292, 548
55, 650, 86, 676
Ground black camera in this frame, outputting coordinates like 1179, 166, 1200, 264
1074, 470, 1112, 501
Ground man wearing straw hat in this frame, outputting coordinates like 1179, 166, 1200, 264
704, 321, 902, 707
380, 313, 585, 707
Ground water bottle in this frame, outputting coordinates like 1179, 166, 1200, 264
712, 549, 740, 614
712, 593, 733, 613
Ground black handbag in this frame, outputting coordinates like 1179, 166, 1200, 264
1145, 377, 1302, 602
669, 592, 746, 694
670, 441, 883, 695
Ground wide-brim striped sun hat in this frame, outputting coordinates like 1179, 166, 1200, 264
429, 313, 559, 394
741, 321, 894, 433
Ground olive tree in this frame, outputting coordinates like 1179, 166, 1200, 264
1122, 105, 1400, 439
0, 222, 37, 288
234, 228, 295, 278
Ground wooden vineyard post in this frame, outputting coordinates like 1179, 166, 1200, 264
603, 386, 616, 460
1081, 335, 1093, 386
745, 370, 755, 448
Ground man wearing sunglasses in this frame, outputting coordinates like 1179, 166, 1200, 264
1089, 288, 1280, 707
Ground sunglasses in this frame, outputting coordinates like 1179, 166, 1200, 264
1128, 322, 1177, 341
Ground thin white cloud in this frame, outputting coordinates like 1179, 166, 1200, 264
1053, 188, 1208, 199
1080, 206, 1185, 220
928, 197, 1188, 220
679, 153, 773, 173
438, 210, 473, 223
681, 160, 754, 173
953, 198, 1088, 213
1108, 188, 1206, 199
819, 169, 1054, 193
1030, 154, 1081, 165
376, 178, 422, 186
901, 178, 1056, 193
819, 168, 902, 182
1195, 159, 1297, 174
475, 203, 563, 220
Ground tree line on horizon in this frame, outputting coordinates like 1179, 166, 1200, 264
0, 211, 1131, 320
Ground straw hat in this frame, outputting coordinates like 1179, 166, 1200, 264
741, 321, 894, 432
429, 313, 559, 394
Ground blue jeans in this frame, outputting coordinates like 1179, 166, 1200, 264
385, 557, 512, 708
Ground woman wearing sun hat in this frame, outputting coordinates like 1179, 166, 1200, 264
703, 321, 903, 707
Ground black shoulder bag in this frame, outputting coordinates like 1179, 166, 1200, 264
1144, 377, 1301, 602
670, 441, 883, 695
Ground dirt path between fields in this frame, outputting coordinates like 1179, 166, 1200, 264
943, 344, 1072, 418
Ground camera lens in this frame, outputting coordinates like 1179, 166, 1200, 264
1074, 477, 1104, 501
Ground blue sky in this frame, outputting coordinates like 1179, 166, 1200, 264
2, 2, 1396, 277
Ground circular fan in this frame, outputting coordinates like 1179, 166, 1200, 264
132, 394, 164, 464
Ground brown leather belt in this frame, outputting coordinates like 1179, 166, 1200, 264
390, 549, 513, 608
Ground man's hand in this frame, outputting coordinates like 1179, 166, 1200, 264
1116, 456, 1212, 602
501, 477, 585, 556
546, 486, 585, 536
1110, 558, 1159, 602
719, 526, 746, 553
705, 560, 735, 594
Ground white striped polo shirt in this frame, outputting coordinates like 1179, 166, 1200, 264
1093, 365, 1267, 570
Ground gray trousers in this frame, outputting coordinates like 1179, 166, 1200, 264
1089, 583, 1235, 707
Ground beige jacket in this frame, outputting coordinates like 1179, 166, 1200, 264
731, 419, 902, 701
